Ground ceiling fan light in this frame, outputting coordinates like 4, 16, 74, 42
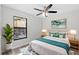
42, 12, 48, 17
45, 12, 48, 16
42, 12, 45, 16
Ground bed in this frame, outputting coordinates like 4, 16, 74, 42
28, 32, 70, 55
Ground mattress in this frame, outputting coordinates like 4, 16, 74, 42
29, 36, 70, 55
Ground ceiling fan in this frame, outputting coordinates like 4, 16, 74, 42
34, 4, 57, 17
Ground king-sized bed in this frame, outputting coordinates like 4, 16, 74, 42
28, 36, 70, 55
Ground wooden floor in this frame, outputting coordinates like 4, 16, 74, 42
2, 45, 79, 55
2, 45, 28, 55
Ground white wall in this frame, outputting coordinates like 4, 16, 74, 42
0, 5, 1, 54
1, 6, 42, 52
42, 9, 79, 39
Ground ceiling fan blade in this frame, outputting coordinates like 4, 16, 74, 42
48, 11, 57, 13
34, 8, 43, 11
46, 4, 53, 10
36, 13, 42, 16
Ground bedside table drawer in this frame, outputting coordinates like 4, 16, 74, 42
69, 39, 79, 50
70, 45, 79, 50
70, 42, 78, 46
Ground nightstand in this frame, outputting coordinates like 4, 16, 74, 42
69, 39, 79, 50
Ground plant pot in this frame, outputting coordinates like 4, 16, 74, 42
6, 43, 12, 50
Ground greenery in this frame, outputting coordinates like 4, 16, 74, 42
3, 24, 13, 44
52, 20, 65, 26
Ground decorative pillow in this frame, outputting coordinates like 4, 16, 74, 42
49, 32, 59, 38
59, 33, 66, 38
49, 32, 66, 38
53, 33, 59, 38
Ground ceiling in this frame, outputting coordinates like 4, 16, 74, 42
3, 4, 79, 18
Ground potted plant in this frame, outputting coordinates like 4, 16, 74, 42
3, 24, 13, 50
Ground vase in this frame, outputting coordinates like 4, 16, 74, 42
6, 43, 12, 50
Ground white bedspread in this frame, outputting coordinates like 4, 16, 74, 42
29, 36, 70, 55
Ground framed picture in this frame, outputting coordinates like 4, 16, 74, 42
51, 18, 67, 29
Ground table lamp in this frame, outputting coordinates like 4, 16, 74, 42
41, 29, 48, 37
69, 29, 77, 40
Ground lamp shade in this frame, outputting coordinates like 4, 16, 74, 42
41, 29, 48, 37
69, 29, 76, 35
42, 29, 47, 32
